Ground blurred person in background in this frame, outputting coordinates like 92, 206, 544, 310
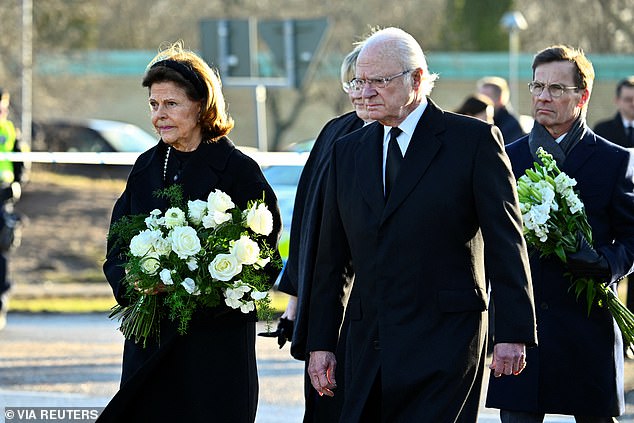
478, 76, 527, 144
0, 87, 26, 331
99, 42, 281, 422
306, 27, 536, 423
454, 93, 495, 124
486, 45, 634, 423
272, 41, 372, 423
594, 76, 634, 148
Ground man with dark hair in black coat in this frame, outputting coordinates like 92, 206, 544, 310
594, 76, 634, 148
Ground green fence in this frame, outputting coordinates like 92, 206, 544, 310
36, 50, 634, 81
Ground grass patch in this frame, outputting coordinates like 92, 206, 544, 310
9, 296, 117, 313
269, 290, 291, 313
9, 291, 291, 314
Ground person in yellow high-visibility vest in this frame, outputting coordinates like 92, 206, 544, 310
0, 88, 16, 184
0, 87, 22, 330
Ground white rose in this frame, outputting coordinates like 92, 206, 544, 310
187, 200, 208, 225
202, 210, 232, 229
209, 254, 242, 281
170, 226, 202, 259
153, 236, 172, 256
181, 278, 200, 295
164, 207, 187, 228
130, 229, 161, 257
230, 235, 260, 265
159, 268, 174, 285
207, 189, 235, 213
244, 203, 273, 236
139, 253, 161, 275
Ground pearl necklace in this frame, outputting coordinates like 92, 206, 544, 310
163, 146, 171, 182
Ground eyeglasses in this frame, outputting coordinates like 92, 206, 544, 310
342, 80, 355, 93
348, 70, 412, 91
528, 81, 579, 98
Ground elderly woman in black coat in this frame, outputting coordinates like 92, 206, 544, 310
99, 42, 281, 422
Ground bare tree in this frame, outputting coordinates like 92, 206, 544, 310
0, 2, 28, 115
518, 0, 634, 53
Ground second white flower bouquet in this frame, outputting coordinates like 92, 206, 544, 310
518, 147, 634, 348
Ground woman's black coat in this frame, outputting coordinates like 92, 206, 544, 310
99, 138, 282, 422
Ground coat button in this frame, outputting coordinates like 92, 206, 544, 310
540, 302, 549, 310
373, 340, 381, 350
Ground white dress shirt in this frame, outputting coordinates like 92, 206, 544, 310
382, 99, 428, 189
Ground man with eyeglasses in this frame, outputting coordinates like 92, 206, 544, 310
305, 27, 537, 423
486, 45, 634, 423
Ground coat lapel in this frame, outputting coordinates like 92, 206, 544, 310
355, 122, 387, 221
561, 131, 597, 176
381, 100, 443, 223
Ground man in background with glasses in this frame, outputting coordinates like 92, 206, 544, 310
306, 27, 537, 423
487, 45, 634, 423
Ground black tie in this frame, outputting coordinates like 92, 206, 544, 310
627, 126, 634, 147
385, 127, 403, 198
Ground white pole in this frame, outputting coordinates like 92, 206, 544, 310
21, 0, 33, 147
509, 29, 520, 109
255, 85, 268, 152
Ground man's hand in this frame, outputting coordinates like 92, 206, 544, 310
308, 351, 337, 397
566, 232, 610, 281
489, 343, 526, 378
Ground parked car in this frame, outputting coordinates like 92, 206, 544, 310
283, 138, 315, 153
262, 164, 304, 263
32, 118, 157, 153
31, 118, 158, 177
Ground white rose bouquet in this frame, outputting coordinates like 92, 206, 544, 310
517, 147, 634, 348
107, 185, 280, 347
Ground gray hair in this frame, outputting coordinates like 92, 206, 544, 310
362, 27, 439, 96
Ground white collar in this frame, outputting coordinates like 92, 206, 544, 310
383, 98, 428, 141
555, 133, 567, 144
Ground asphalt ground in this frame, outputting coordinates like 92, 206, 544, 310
1, 284, 634, 422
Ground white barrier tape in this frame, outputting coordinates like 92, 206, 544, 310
0, 150, 309, 167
